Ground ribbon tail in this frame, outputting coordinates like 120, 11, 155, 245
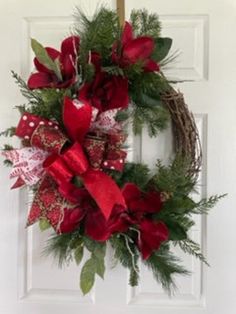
82, 169, 126, 220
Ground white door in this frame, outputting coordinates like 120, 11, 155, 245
0, 0, 236, 313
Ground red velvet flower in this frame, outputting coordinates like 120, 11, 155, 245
138, 220, 169, 260
59, 207, 85, 233
84, 207, 110, 241
50, 182, 169, 257
28, 36, 80, 89
78, 71, 129, 112
58, 189, 110, 240
121, 183, 168, 259
112, 22, 159, 72
122, 183, 163, 221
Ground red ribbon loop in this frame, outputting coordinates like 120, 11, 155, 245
82, 169, 126, 219
62, 142, 89, 174
43, 154, 73, 185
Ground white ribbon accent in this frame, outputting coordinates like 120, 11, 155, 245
2, 147, 49, 186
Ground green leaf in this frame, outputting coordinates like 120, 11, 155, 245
166, 220, 187, 240
91, 242, 106, 279
94, 256, 105, 279
115, 109, 130, 122
83, 237, 96, 252
74, 245, 84, 265
39, 218, 51, 231
93, 242, 106, 259
152, 37, 172, 62
31, 38, 62, 81
80, 258, 96, 295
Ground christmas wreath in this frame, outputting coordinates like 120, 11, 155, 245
1, 7, 223, 295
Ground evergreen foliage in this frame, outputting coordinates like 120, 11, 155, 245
11, 71, 70, 126
145, 245, 190, 294
130, 9, 162, 37
74, 7, 120, 67
110, 233, 139, 287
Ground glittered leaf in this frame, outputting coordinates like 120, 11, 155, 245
31, 38, 62, 81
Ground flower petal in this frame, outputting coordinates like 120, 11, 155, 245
59, 207, 84, 233
144, 59, 160, 72
108, 205, 130, 233
61, 36, 80, 58
144, 191, 163, 213
122, 183, 142, 207
27, 72, 55, 89
55, 76, 76, 89
123, 37, 155, 64
78, 82, 92, 106
122, 22, 133, 45
138, 220, 169, 260
60, 54, 76, 78
108, 76, 129, 110
85, 209, 110, 241
79, 73, 129, 112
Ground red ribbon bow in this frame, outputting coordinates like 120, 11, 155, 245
15, 97, 126, 220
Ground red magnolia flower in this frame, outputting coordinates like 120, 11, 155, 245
121, 183, 169, 259
28, 36, 80, 89
138, 220, 169, 260
112, 22, 159, 72
58, 182, 168, 257
78, 71, 129, 112
58, 189, 111, 241
122, 182, 163, 220
59, 207, 85, 233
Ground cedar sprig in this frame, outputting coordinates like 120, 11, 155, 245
174, 238, 209, 266
11, 71, 41, 104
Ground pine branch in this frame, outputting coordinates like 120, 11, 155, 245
0, 127, 16, 137
130, 9, 162, 37
110, 234, 139, 287
15, 105, 27, 114
132, 104, 169, 137
1, 144, 14, 166
102, 65, 125, 76
2, 144, 14, 150
112, 162, 150, 190
145, 246, 189, 294
73, 6, 120, 67
28, 88, 70, 124
152, 158, 196, 195
43, 232, 82, 267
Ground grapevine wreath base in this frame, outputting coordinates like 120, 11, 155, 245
1, 7, 222, 295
